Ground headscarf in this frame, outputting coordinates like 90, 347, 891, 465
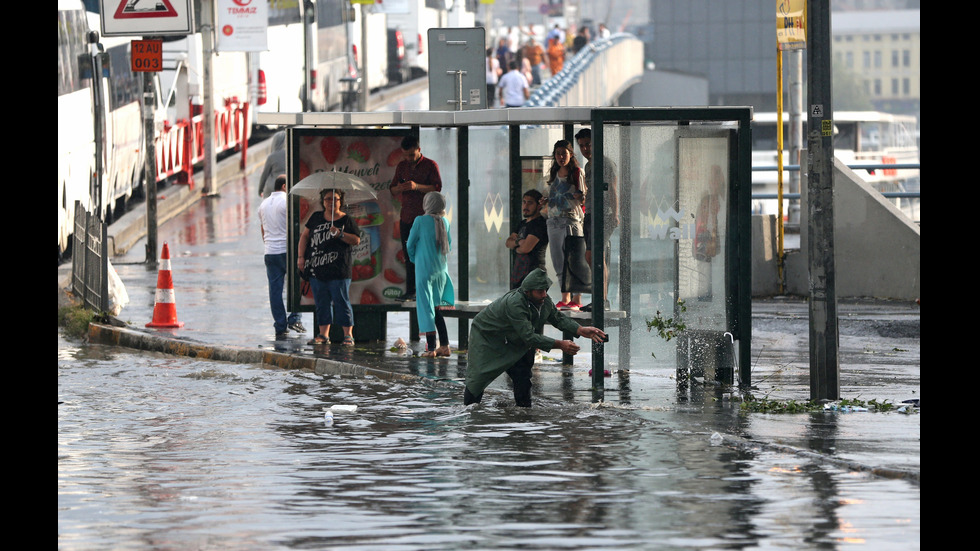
423, 192, 449, 255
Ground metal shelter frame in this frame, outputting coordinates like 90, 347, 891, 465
261, 106, 754, 400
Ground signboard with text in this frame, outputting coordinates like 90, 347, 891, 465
777, 0, 807, 50
100, 0, 194, 37
131, 39, 163, 72
216, 0, 269, 52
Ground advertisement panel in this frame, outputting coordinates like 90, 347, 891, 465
289, 129, 415, 311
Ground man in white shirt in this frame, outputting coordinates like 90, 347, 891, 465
259, 175, 305, 339
498, 61, 530, 108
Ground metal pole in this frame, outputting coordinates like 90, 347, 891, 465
143, 70, 158, 267
201, 0, 218, 196
788, 48, 804, 224
358, 3, 368, 112
89, 32, 106, 222
806, 0, 840, 401
303, 1, 315, 111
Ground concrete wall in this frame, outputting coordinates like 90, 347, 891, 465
753, 157, 920, 300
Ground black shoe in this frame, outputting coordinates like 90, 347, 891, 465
395, 292, 416, 302
288, 321, 306, 333
580, 302, 593, 312
275, 332, 289, 340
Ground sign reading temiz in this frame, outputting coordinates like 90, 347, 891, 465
100, 0, 194, 37
216, 0, 269, 52
131, 39, 163, 72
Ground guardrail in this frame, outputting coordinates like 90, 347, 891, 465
154, 99, 252, 189
752, 162, 920, 199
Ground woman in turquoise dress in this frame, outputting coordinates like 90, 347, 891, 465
407, 192, 456, 357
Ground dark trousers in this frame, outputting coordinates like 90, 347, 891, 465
399, 220, 416, 295
463, 348, 535, 407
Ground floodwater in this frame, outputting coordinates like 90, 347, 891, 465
59, 335, 919, 550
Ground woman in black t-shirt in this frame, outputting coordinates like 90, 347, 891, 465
297, 188, 362, 345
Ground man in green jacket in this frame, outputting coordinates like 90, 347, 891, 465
464, 268, 607, 407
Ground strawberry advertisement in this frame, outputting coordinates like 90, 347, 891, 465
290, 130, 413, 308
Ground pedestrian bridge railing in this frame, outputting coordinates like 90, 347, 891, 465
526, 34, 644, 108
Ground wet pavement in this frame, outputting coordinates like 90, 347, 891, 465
58, 136, 920, 484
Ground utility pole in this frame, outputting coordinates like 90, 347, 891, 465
806, 0, 840, 401
143, 67, 159, 267
201, 0, 218, 196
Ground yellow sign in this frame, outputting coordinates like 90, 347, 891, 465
777, 0, 806, 51
350, 0, 374, 4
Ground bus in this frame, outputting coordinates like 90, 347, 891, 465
751, 111, 920, 221
58, 0, 165, 260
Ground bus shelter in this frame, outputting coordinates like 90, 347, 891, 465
262, 106, 753, 397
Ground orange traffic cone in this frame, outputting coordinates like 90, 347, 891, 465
146, 243, 184, 328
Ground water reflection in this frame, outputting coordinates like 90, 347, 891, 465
59, 342, 918, 549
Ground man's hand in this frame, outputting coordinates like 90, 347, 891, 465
554, 339, 581, 355
576, 326, 608, 343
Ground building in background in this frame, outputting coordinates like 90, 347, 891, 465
832, 10, 919, 116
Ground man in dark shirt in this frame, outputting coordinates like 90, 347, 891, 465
390, 135, 443, 301
506, 189, 549, 289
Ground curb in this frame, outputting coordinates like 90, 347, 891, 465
86, 322, 422, 383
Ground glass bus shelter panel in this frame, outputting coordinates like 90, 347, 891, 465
419, 127, 460, 281
467, 126, 511, 302
616, 123, 682, 367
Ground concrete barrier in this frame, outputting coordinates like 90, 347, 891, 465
753, 157, 920, 300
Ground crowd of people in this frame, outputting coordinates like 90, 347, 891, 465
486, 22, 611, 108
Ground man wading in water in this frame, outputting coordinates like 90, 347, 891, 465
463, 269, 606, 407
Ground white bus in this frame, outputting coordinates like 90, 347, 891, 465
58, 1, 165, 260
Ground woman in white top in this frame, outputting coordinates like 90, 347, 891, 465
542, 140, 587, 309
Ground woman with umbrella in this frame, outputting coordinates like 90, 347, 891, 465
407, 192, 455, 357
296, 188, 362, 345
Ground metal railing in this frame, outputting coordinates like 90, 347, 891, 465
71, 201, 109, 313
751, 162, 920, 200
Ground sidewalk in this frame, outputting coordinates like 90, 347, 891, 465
59, 134, 920, 484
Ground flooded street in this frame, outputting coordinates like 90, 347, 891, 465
59, 336, 918, 550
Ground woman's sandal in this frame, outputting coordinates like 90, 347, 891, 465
308, 335, 328, 345
342, 336, 355, 346
421, 349, 437, 358
435, 346, 452, 357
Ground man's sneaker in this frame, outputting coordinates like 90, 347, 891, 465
288, 321, 306, 333
580, 302, 593, 312
566, 301, 582, 310
555, 301, 569, 310
275, 332, 289, 340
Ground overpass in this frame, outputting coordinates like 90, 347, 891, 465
525, 34, 645, 108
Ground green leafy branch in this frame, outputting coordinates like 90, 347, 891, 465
646, 299, 687, 358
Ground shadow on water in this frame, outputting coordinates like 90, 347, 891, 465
59, 340, 919, 550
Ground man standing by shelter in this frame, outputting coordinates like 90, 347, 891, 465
390, 136, 443, 302
498, 61, 530, 108
575, 128, 619, 311
259, 175, 305, 338
463, 269, 607, 407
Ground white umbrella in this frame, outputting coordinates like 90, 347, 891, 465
290, 170, 378, 224
289, 170, 378, 206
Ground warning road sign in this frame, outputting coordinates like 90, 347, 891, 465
100, 0, 194, 37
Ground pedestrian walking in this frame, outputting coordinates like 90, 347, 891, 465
498, 61, 530, 108
258, 175, 305, 339
258, 131, 287, 199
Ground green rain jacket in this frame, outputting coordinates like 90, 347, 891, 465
465, 269, 582, 396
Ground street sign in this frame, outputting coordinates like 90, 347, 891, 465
131, 39, 163, 72
100, 0, 194, 37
